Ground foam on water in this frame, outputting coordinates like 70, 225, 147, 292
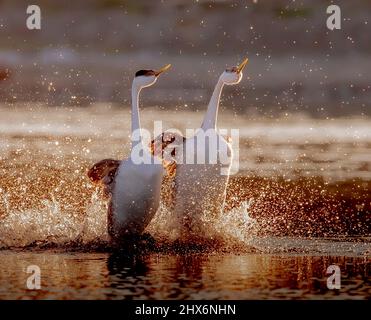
0, 108, 370, 253
0, 187, 257, 251
0, 190, 108, 249
1, 190, 369, 257
147, 200, 257, 250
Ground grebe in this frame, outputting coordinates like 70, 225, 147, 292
88, 64, 171, 243
170, 58, 248, 238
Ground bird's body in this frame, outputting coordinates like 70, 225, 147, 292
173, 129, 232, 235
168, 59, 248, 237
88, 64, 171, 243
110, 149, 163, 239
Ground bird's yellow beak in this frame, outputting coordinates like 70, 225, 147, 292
236, 58, 248, 74
154, 64, 171, 76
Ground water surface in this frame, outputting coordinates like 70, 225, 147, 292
0, 108, 370, 299
0, 241, 369, 300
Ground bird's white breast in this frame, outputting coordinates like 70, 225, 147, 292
110, 153, 163, 238
173, 129, 232, 235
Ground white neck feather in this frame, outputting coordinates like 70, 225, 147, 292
201, 78, 224, 130
131, 83, 142, 148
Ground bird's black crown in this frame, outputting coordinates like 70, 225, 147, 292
135, 70, 156, 77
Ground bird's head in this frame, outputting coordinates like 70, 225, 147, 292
133, 64, 171, 88
219, 58, 248, 85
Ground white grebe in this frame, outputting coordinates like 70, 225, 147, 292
88, 64, 171, 243
168, 58, 248, 238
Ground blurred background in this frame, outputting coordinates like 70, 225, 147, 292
0, 0, 370, 117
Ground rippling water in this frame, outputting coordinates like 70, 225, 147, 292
0, 106, 370, 299
0, 243, 370, 299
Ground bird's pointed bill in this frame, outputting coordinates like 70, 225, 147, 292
155, 64, 171, 76
237, 58, 248, 73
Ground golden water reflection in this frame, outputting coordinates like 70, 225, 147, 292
0, 251, 369, 299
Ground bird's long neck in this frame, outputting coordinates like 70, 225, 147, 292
201, 78, 224, 130
131, 83, 142, 148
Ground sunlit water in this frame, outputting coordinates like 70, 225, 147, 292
0, 106, 370, 299
0, 247, 369, 300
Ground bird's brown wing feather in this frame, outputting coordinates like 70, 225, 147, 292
87, 159, 121, 183
87, 159, 121, 198
150, 131, 185, 177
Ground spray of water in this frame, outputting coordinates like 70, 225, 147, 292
0, 189, 108, 249
0, 110, 369, 252
0, 180, 257, 251
147, 200, 257, 251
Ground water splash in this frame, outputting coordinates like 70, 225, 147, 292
0, 186, 370, 256
0, 189, 108, 249
147, 200, 257, 250
0, 182, 257, 251
0, 109, 370, 251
